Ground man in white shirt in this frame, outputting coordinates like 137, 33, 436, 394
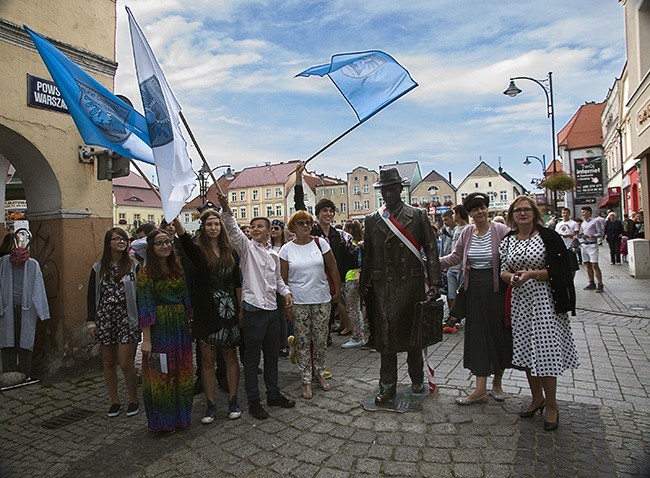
217, 193, 295, 420
555, 207, 580, 274
579, 206, 604, 292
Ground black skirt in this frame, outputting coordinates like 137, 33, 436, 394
463, 268, 512, 376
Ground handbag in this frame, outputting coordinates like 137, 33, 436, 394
205, 323, 241, 349
449, 286, 467, 319
314, 237, 336, 296
410, 298, 444, 349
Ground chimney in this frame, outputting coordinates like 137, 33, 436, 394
448, 172, 452, 183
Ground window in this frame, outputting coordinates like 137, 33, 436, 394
461, 193, 468, 200
330, 189, 335, 196
240, 207, 246, 219
353, 185, 360, 194
488, 181, 492, 187
307, 206, 313, 214
184, 213, 190, 223
363, 184, 369, 193
340, 187, 345, 194
444, 195, 452, 203
354, 176, 358, 181
432, 196, 440, 204
289, 207, 295, 215
147, 214, 154, 222
354, 200, 361, 210
265, 188, 272, 199
275, 187, 282, 197
240, 191, 246, 201
475, 183, 479, 188
230, 192, 237, 202
133, 214, 141, 225
233, 209, 238, 219
363, 200, 370, 209
321, 190, 326, 196
500, 190, 508, 201
421, 196, 427, 204
252, 190, 259, 200
340, 203, 346, 213
118, 213, 126, 221
266, 206, 273, 217
276, 205, 282, 217
252, 206, 259, 217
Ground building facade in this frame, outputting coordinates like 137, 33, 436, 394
0, 2, 120, 372
347, 166, 378, 221
456, 161, 525, 213
410, 169, 457, 217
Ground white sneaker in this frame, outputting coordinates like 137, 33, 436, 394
341, 339, 365, 349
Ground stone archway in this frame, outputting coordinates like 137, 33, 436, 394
0, 123, 65, 373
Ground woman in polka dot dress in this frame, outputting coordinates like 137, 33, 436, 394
499, 196, 579, 432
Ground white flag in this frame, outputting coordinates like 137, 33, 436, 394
126, 7, 195, 221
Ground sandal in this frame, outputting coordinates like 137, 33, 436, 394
317, 376, 331, 391
301, 383, 312, 399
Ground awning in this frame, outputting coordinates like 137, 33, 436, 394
598, 194, 620, 208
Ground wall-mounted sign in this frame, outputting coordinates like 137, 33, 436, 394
574, 156, 603, 197
574, 197, 596, 205
27, 74, 69, 114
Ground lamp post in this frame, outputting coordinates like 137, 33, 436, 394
504, 72, 558, 212
195, 164, 234, 203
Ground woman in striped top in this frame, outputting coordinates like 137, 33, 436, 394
440, 192, 512, 405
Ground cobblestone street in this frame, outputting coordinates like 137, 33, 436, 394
1, 260, 649, 477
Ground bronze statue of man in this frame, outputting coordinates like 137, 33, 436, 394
361, 168, 441, 404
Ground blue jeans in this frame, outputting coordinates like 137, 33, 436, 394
446, 269, 463, 300
243, 307, 280, 404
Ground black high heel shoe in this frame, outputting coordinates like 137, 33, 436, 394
519, 400, 546, 418
543, 410, 559, 431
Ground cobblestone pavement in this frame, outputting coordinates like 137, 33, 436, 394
1, 258, 649, 477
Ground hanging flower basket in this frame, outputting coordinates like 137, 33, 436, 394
539, 173, 576, 192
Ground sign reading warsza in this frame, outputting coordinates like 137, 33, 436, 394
27, 74, 69, 114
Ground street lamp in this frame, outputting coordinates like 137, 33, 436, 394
504, 72, 558, 212
196, 164, 234, 203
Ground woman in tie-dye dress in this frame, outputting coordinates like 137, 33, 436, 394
138, 229, 193, 432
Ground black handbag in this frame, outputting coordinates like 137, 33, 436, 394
410, 298, 444, 349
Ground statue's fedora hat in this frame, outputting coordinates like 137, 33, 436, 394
373, 167, 407, 188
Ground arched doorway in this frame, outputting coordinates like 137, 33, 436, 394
1, 123, 63, 374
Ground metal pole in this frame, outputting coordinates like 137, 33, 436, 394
179, 112, 224, 194
548, 72, 558, 212
129, 159, 161, 200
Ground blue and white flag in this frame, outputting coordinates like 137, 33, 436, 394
296, 50, 418, 123
126, 7, 196, 221
24, 26, 154, 164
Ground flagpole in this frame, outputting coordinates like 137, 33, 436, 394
129, 159, 161, 201
303, 121, 363, 167
178, 112, 224, 195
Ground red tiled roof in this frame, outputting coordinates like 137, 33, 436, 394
557, 102, 605, 149
113, 172, 162, 207
228, 161, 302, 189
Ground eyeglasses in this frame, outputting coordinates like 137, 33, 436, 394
110, 237, 127, 243
295, 220, 313, 227
153, 240, 173, 248
513, 207, 533, 215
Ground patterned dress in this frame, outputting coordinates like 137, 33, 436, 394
137, 267, 193, 432
96, 267, 140, 345
499, 234, 580, 377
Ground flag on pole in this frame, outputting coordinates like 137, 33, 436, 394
126, 7, 196, 221
24, 26, 154, 165
296, 50, 418, 123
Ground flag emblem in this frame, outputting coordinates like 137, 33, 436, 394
140, 76, 173, 147
341, 54, 387, 79
76, 80, 131, 144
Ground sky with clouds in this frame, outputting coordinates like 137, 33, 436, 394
114, 0, 626, 192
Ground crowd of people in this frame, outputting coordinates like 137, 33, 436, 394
29, 165, 640, 434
